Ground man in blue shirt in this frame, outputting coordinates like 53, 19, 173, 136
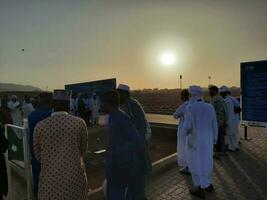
28, 92, 53, 198
117, 84, 152, 200
103, 91, 146, 200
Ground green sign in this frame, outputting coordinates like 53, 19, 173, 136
7, 126, 25, 162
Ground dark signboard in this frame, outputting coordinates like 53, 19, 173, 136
65, 78, 116, 97
241, 60, 267, 125
7, 126, 25, 162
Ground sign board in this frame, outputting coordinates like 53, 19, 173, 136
241, 60, 267, 127
65, 78, 116, 97
5, 124, 33, 200
6, 126, 25, 162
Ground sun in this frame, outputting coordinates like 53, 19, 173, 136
160, 51, 176, 66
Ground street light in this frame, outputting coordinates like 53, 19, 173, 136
208, 76, 211, 85
180, 75, 183, 89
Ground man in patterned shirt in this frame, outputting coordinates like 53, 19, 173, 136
209, 85, 227, 157
33, 90, 88, 200
28, 92, 53, 199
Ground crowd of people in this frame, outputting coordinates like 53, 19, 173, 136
70, 93, 101, 126
0, 83, 241, 200
0, 84, 152, 200
0, 95, 35, 128
173, 85, 241, 199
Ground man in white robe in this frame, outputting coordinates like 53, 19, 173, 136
8, 95, 22, 127
22, 96, 34, 119
173, 89, 190, 174
219, 86, 239, 152
182, 86, 218, 199
228, 95, 241, 148
91, 93, 100, 126
70, 94, 78, 116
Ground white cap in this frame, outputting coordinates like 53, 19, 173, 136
219, 85, 230, 93
117, 84, 130, 92
189, 85, 204, 97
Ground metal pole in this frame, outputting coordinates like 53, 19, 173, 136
244, 125, 248, 139
242, 125, 252, 140
180, 75, 182, 90
5, 125, 12, 200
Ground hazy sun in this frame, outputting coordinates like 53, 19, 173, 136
160, 51, 176, 66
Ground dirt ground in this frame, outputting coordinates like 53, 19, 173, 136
85, 125, 177, 189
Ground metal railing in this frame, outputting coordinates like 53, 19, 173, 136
5, 124, 33, 200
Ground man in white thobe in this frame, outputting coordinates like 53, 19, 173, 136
8, 95, 22, 127
22, 96, 34, 119
182, 86, 218, 199
70, 94, 78, 116
219, 86, 239, 152
173, 89, 190, 174
228, 95, 241, 148
91, 93, 100, 126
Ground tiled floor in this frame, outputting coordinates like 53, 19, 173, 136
8, 127, 267, 200
146, 127, 267, 200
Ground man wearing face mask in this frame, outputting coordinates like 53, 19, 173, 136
8, 95, 22, 126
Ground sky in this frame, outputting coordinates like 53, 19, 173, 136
0, 0, 267, 90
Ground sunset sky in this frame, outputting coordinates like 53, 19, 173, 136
0, 0, 266, 90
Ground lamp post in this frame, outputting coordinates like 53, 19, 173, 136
208, 76, 211, 85
180, 75, 183, 90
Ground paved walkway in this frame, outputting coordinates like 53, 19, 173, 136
146, 127, 267, 200
7, 127, 267, 200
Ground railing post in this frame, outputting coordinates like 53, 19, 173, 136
5, 124, 33, 200
243, 125, 252, 140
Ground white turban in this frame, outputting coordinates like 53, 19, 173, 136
189, 85, 204, 97
219, 85, 230, 93
117, 84, 130, 92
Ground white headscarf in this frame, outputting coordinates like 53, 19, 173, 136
189, 85, 203, 103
